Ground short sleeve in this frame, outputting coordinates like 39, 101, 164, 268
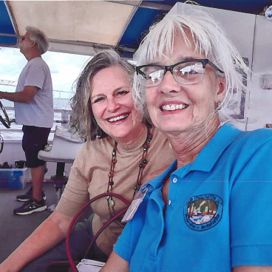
230, 138, 272, 267
114, 193, 150, 262
25, 59, 46, 89
114, 220, 133, 262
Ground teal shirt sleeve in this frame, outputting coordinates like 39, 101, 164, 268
230, 137, 272, 267
114, 219, 133, 262
114, 187, 152, 262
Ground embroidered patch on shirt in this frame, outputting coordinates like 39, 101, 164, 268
184, 194, 223, 231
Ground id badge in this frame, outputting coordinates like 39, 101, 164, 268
121, 188, 148, 223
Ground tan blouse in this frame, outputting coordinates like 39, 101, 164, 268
56, 126, 175, 256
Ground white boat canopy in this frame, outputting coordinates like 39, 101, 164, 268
1, 0, 271, 57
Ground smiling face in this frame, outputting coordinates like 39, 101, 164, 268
145, 33, 225, 137
90, 65, 144, 144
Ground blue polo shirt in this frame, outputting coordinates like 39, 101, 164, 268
114, 124, 272, 272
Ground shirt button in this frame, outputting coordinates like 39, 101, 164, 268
168, 200, 171, 205
173, 177, 178, 183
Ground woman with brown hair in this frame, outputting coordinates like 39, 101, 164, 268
0, 50, 175, 272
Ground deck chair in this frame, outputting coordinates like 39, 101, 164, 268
46, 193, 130, 272
38, 126, 84, 211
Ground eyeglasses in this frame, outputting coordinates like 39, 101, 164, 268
136, 59, 224, 87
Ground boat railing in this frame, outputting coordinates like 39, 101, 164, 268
0, 106, 72, 135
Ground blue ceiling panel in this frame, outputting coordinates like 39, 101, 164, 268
119, 7, 165, 51
0, 1, 16, 46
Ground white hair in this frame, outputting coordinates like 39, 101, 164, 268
132, 8, 249, 121
26, 26, 49, 54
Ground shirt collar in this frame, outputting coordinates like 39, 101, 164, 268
141, 160, 177, 192
142, 123, 241, 191
117, 126, 148, 152
188, 123, 241, 173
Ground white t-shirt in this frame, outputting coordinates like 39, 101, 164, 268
14, 57, 54, 128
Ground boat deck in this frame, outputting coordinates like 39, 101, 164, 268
0, 182, 57, 262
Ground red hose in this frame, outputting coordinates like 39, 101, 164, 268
66, 193, 130, 272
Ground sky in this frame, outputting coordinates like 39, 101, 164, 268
0, 47, 90, 99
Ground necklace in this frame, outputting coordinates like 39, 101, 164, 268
106, 125, 153, 216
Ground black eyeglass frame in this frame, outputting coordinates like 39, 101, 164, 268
136, 58, 224, 82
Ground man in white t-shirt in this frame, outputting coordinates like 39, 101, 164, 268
0, 26, 53, 215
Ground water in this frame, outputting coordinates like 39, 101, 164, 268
0, 98, 71, 141
0, 46, 89, 141
1, 97, 71, 110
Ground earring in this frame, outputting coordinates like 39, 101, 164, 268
215, 102, 222, 111
95, 126, 103, 139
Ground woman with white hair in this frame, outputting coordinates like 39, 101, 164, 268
101, 8, 272, 272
